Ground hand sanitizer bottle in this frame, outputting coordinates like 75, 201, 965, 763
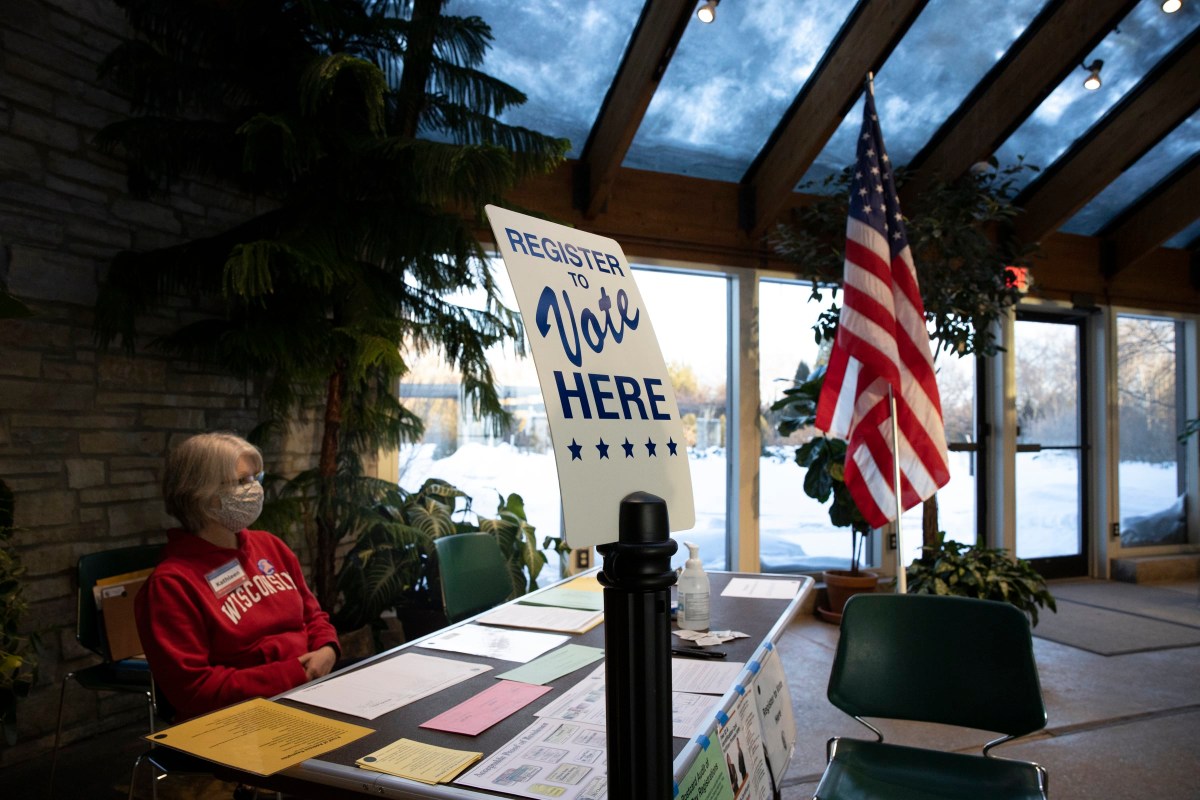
677, 541, 711, 631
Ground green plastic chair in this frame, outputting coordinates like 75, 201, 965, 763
434, 532, 514, 624
814, 593, 1049, 799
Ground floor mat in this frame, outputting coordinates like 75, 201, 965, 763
1032, 582, 1200, 655
1048, 579, 1200, 627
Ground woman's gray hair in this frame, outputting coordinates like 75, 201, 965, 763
162, 432, 263, 532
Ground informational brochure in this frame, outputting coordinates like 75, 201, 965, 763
357, 738, 482, 784
286, 652, 491, 719
144, 698, 373, 776
675, 734, 735, 800
420, 681, 553, 736
420, 623, 569, 663
720, 578, 801, 600
478, 603, 603, 634
456, 717, 608, 800
715, 688, 772, 800
747, 647, 796, 791
534, 663, 720, 739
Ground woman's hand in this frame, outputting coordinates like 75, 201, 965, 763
299, 645, 338, 681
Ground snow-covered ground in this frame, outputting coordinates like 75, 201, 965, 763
398, 443, 1181, 575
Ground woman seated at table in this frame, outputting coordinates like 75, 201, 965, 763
136, 431, 339, 720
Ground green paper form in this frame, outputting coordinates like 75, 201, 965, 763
496, 644, 605, 685
519, 587, 605, 612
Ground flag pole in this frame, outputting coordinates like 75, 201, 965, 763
869, 69, 906, 593
889, 386, 906, 594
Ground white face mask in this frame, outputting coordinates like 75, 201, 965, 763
207, 480, 264, 532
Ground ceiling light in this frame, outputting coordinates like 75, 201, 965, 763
697, 0, 719, 24
1082, 59, 1103, 91
1162, 0, 1182, 12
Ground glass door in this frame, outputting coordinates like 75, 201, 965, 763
1013, 313, 1088, 577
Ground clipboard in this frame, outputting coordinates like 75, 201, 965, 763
98, 573, 150, 661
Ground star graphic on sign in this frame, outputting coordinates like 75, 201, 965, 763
568, 439, 582, 461
667, 438, 679, 456
596, 438, 610, 459
622, 438, 635, 458
645, 438, 657, 457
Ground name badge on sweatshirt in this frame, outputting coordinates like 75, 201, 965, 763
206, 559, 247, 598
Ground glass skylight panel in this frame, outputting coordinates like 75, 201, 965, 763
447, 0, 642, 157
623, 0, 855, 181
996, 2, 1196, 193
797, 0, 1049, 193
1061, 110, 1200, 235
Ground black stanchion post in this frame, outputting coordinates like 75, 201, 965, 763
597, 491, 678, 800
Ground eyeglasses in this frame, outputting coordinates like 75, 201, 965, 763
231, 471, 265, 487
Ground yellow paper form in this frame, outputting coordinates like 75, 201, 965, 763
145, 698, 373, 776
356, 738, 482, 784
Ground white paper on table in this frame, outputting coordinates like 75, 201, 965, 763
671, 691, 720, 739
534, 664, 721, 740
671, 658, 746, 695
285, 653, 491, 720
455, 717, 608, 800
477, 604, 603, 634
533, 668, 606, 725
720, 578, 801, 600
420, 624, 569, 663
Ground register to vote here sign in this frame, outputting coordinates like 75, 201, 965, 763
485, 205, 695, 549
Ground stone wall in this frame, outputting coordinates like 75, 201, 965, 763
0, 0, 321, 765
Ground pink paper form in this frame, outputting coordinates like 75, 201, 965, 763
419, 680, 553, 736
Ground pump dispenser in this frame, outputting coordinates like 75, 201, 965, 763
677, 541, 711, 631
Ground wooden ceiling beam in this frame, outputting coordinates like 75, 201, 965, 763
904, 0, 1138, 197
1015, 27, 1200, 244
741, 0, 927, 240
1100, 152, 1200, 277
576, 0, 694, 220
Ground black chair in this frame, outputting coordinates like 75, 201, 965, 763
814, 593, 1049, 799
51, 543, 163, 791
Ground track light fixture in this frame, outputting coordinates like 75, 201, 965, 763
697, 0, 719, 24
1162, 0, 1181, 13
1082, 59, 1103, 91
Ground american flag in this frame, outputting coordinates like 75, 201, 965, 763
814, 88, 950, 529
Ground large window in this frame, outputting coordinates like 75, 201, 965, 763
397, 263, 729, 577
1117, 315, 1188, 547
396, 257, 1195, 582
758, 278, 859, 572
635, 268, 729, 569
898, 352, 979, 563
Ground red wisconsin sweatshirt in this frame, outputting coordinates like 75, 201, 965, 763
135, 528, 339, 720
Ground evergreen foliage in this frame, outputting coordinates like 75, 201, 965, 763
92, 0, 568, 607
0, 479, 37, 742
770, 159, 1039, 358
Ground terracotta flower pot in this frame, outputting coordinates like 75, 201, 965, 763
821, 569, 880, 622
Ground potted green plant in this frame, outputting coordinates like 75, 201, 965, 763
771, 368, 878, 620
0, 478, 38, 745
904, 532, 1056, 625
318, 477, 568, 650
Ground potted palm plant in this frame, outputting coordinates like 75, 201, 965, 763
771, 368, 878, 620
